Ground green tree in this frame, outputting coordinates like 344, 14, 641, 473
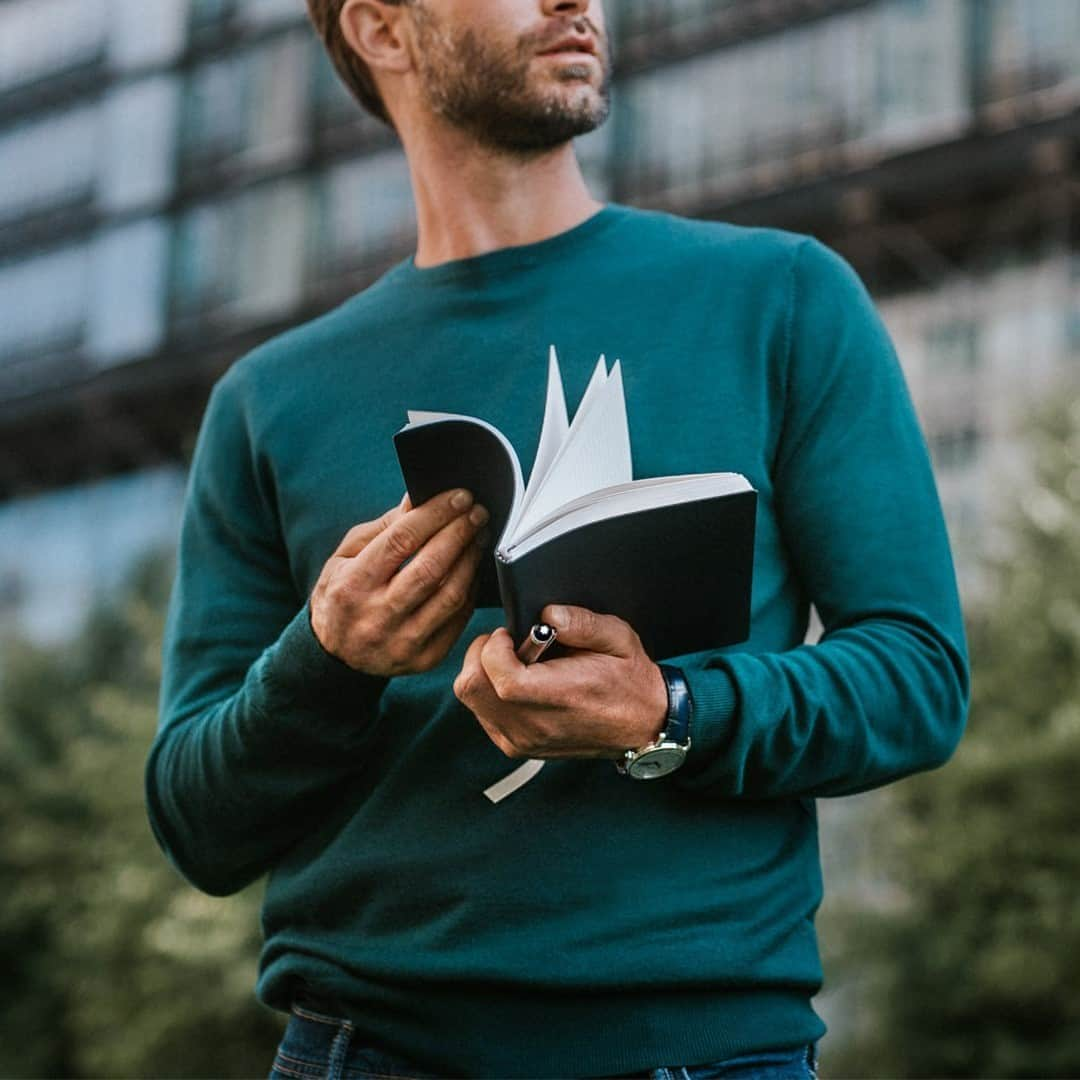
0, 552, 283, 1078
822, 385, 1080, 1077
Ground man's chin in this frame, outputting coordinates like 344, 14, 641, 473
427, 78, 609, 152
529, 82, 609, 124
469, 117, 601, 154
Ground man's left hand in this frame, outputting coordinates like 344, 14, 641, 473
453, 605, 669, 760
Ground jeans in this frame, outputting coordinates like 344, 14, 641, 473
268, 1001, 819, 1080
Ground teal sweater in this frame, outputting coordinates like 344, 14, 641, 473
147, 203, 969, 1077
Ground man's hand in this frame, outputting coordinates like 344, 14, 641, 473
453, 605, 669, 760
310, 488, 489, 677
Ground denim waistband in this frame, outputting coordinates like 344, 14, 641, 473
274, 996, 816, 1080
276, 998, 446, 1079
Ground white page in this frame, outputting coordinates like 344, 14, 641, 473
406, 409, 458, 424
507, 355, 608, 541
506, 345, 569, 541
505, 472, 752, 560
507, 357, 633, 545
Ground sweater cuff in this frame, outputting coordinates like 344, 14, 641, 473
252, 601, 389, 720
675, 662, 739, 785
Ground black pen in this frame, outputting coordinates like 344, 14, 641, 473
515, 623, 558, 664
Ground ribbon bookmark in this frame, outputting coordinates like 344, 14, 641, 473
483, 759, 546, 803
481, 623, 559, 803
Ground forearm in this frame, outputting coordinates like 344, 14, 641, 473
671, 236, 970, 799
675, 607, 969, 799
146, 603, 387, 895
148, 366, 491, 893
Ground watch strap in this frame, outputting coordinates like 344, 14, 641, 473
656, 663, 693, 747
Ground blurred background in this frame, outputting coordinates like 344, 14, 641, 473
1, 0, 1078, 1075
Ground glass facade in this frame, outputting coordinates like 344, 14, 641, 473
100, 76, 181, 213
86, 219, 172, 367
171, 177, 307, 326
0, 243, 89, 367
0, 104, 99, 223
618, 0, 976, 199
3, 0, 1076, 379
0, 0, 107, 93
980, 0, 1080, 102
309, 151, 416, 281
616, 0, 740, 41
872, 0, 968, 145
178, 31, 311, 178
0, 0, 1078, 637
107, 0, 188, 72
878, 247, 1077, 588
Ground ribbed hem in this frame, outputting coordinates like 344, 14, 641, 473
260, 963, 824, 1078
254, 601, 388, 717
676, 662, 738, 787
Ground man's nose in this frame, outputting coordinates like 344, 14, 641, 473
541, 0, 592, 18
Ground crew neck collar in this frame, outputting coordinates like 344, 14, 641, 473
388, 202, 629, 287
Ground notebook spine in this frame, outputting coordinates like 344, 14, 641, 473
494, 550, 527, 646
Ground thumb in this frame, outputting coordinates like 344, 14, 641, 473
541, 604, 635, 657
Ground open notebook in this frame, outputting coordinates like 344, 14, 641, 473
393, 345, 757, 663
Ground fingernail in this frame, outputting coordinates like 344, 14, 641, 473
451, 489, 473, 510
469, 504, 489, 526
547, 605, 568, 627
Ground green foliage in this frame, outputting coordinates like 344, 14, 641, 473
822, 386, 1080, 1077
0, 552, 283, 1078
5, 386, 1079, 1077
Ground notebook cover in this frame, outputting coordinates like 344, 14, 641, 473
495, 489, 757, 661
393, 421, 518, 608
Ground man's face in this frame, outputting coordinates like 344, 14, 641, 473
405, 1, 610, 154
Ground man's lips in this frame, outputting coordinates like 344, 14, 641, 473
538, 36, 597, 57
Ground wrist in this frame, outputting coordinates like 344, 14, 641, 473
616, 664, 694, 779
609, 662, 668, 759
644, 661, 669, 737
259, 602, 389, 714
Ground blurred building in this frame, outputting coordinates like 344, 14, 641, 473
1, 0, 1078, 642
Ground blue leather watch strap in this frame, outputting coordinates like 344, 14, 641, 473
657, 663, 693, 746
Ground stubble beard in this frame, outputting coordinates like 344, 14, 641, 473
409, 4, 611, 155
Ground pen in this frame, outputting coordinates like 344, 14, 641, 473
482, 625, 558, 804
515, 622, 558, 664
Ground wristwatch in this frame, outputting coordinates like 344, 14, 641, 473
615, 663, 694, 780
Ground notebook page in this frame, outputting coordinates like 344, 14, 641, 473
506, 472, 752, 558
507, 345, 569, 541
507, 357, 632, 544
511, 355, 606, 535
407, 409, 459, 423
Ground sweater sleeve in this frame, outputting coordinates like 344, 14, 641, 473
145, 369, 387, 896
674, 237, 970, 799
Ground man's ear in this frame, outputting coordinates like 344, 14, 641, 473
338, 0, 413, 76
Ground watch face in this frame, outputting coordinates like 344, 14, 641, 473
628, 745, 686, 780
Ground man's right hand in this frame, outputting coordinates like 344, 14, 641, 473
310, 488, 490, 677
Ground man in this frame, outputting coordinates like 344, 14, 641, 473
146, 1, 969, 1077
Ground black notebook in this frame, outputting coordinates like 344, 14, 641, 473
393, 347, 756, 661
